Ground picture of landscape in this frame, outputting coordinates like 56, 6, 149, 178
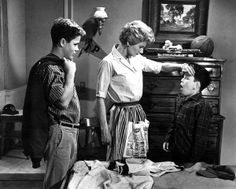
160, 3, 196, 33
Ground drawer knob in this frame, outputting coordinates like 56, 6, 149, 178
207, 83, 216, 92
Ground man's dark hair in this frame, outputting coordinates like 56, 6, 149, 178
51, 17, 86, 47
189, 62, 211, 91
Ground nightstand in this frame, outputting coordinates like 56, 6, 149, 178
0, 109, 23, 158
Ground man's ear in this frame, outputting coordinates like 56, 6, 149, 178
59, 38, 67, 47
195, 81, 201, 91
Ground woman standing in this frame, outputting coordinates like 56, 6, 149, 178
96, 20, 194, 161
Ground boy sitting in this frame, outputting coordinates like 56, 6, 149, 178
163, 63, 213, 165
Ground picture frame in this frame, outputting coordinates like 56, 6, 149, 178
142, 0, 209, 48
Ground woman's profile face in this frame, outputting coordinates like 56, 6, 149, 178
127, 41, 147, 58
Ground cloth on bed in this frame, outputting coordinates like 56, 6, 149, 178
197, 165, 235, 180
184, 162, 235, 180
152, 162, 236, 189
67, 159, 182, 189
152, 171, 236, 189
67, 160, 236, 189
67, 160, 153, 189
126, 158, 182, 177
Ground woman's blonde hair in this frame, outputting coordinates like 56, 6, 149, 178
119, 20, 155, 45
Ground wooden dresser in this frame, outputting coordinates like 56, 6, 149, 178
141, 56, 225, 164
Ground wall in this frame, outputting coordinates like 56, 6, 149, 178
5, 0, 26, 89
0, 0, 26, 110
0, 0, 6, 90
208, 0, 236, 164
25, 0, 64, 74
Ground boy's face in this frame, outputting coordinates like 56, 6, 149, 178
63, 36, 81, 60
180, 73, 198, 96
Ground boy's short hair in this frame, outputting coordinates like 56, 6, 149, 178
51, 17, 86, 47
189, 63, 211, 91
119, 20, 155, 45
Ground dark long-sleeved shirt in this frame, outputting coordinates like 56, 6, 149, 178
165, 93, 213, 163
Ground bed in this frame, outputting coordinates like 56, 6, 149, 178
67, 159, 236, 189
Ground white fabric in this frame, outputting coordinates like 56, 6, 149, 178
126, 158, 181, 177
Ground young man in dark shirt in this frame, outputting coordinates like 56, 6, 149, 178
163, 63, 213, 166
22, 18, 86, 188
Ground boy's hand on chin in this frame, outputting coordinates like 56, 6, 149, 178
63, 57, 76, 75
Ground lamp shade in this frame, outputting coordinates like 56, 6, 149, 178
93, 7, 108, 19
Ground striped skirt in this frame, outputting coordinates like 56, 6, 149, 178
106, 102, 147, 161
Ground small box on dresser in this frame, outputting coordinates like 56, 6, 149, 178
141, 56, 225, 164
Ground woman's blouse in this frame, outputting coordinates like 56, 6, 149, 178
96, 45, 162, 104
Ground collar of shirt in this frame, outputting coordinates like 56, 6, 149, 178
180, 93, 202, 103
111, 44, 137, 72
48, 53, 64, 63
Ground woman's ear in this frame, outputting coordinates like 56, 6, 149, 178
126, 42, 130, 47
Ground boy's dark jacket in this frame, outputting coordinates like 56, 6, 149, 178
22, 54, 63, 168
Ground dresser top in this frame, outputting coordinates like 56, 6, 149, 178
144, 55, 226, 64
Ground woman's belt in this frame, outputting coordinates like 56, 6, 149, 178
114, 101, 140, 107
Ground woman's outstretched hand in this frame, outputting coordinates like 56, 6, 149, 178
182, 63, 195, 76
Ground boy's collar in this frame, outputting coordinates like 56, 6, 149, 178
48, 53, 61, 60
182, 93, 202, 101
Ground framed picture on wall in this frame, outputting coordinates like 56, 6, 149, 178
159, 2, 197, 33
142, 0, 209, 48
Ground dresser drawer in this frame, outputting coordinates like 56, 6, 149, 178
149, 122, 173, 135
144, 77, 220, 97
148, 114, 174, 135
149, 134, 165, 148
143, 97, 219, 115
147, 113, 174, 123
207, 136, 217, 151
205, 98, 220, 114
143, 77, 180, 95
202, 80, 220, 96
208, 123, 219, 135
144, 97, 176, 113
142, 96, 219, 114
144, 65, 221, 78
205, 66, 221, 78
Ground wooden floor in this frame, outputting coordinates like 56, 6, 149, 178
0, 149, 45, 189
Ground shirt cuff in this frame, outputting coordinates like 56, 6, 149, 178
96, 91, 106, 98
